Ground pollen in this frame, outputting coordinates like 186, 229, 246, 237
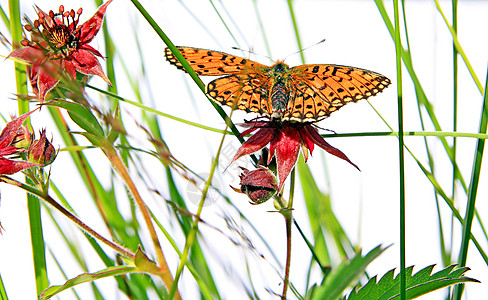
47, 25, 70, 48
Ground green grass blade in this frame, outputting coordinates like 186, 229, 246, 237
39, 265, 138, 300
452, 65, 488, 300
8, 0, 28, 113
311, 245, 387, 300
208, 0, 239, 47
450, 0, 459, 268
0, 4, 9, 29
0, 274, 8, 300
8, 0, 48, 295
434, 0, 483, 94
93, 0, 118, 95
129, 0, 244, 144
374, 0, 468, 192
286, 0, 304, 63
393, 1, 406, 299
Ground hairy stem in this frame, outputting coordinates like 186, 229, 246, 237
103, 146, 180, 298
2, 176, 135, 259
281, 168, 295, 299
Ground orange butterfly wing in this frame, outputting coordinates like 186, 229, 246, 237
165, 46, 273, 115
165, 47, 391, 122
285, 64, 391, 122
164, 46, 267, 75
206, 73, 273, 116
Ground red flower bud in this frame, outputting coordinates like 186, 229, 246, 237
237, 166, 278, 205
27, 129, 56, 165
12, 125, 32, 149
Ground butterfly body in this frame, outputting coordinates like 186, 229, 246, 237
267, 61, 291, 120
165, 46, 391, 123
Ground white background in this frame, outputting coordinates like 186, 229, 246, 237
0, 0, 487, 299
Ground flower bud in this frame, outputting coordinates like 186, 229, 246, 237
12, 126, 32, 149
27, 129, 56, 165
238, 166, 278, 205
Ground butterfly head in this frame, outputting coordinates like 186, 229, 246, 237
269, 61, 290, 77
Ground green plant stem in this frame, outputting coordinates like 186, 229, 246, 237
1, 176, 135, 259
434, 0, 483, 94
281, 168, 295, 299
9, 0, 28, 114
282, 209, 293, 300
102, 146, 179, 298
168, 115, 231, 299
286, 0, 304, 63
393, 1, 406, 299
450, 0, 459, 267
129, 0, 243, 142
452, 65, 488, 300
9, 0, 48, 296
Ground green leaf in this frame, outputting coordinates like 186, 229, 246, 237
39, 265, 137, 300
347, 264, 479, 300
38, 247, 165, 300
133, 246, 160, 275
310, 244, 387, 300
47, 100, 105, 138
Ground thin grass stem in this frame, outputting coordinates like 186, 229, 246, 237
169, 111, 231, 299
452, 64, 488, 300
393, 0, 406, 299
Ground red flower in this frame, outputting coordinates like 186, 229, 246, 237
230, 120, 359, 192
7, 1, 113, 102
0, 111, 40, 176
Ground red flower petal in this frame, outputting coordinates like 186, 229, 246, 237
0, 147, 22, 156
37, 62, 61, 102
77, 0, 113, 44
7, 46, 45, 65
303, 125, 360, 171
63, 60, 77, 80
0, 157, 39, 175
71, 49, 111, 85
230, 127, 274, 165
274, 126, 301, 191
267, 128, 280, 165
0, 110, 36, 149
80, 44, 103, 58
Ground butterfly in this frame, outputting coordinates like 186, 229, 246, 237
164, 46, 391, 123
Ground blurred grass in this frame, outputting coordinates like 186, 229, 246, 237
1, 0, 487, 299
8, 0, 48, 297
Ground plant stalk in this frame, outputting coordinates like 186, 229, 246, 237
2, 176, 135, 259
103, 146, 180, 298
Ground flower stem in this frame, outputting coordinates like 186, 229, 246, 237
1, 176, 135, 259
102, 146, 180, 298
281, 167, 295, 299
169, 112, 232, 299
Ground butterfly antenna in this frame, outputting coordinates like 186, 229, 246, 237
232, 46, 273, 63
284, 38, 327, 61
314, 123, 336, 135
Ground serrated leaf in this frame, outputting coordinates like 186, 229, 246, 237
347, 264, 479, 300
311, 244, 388, 300
47, 100, 105, 138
